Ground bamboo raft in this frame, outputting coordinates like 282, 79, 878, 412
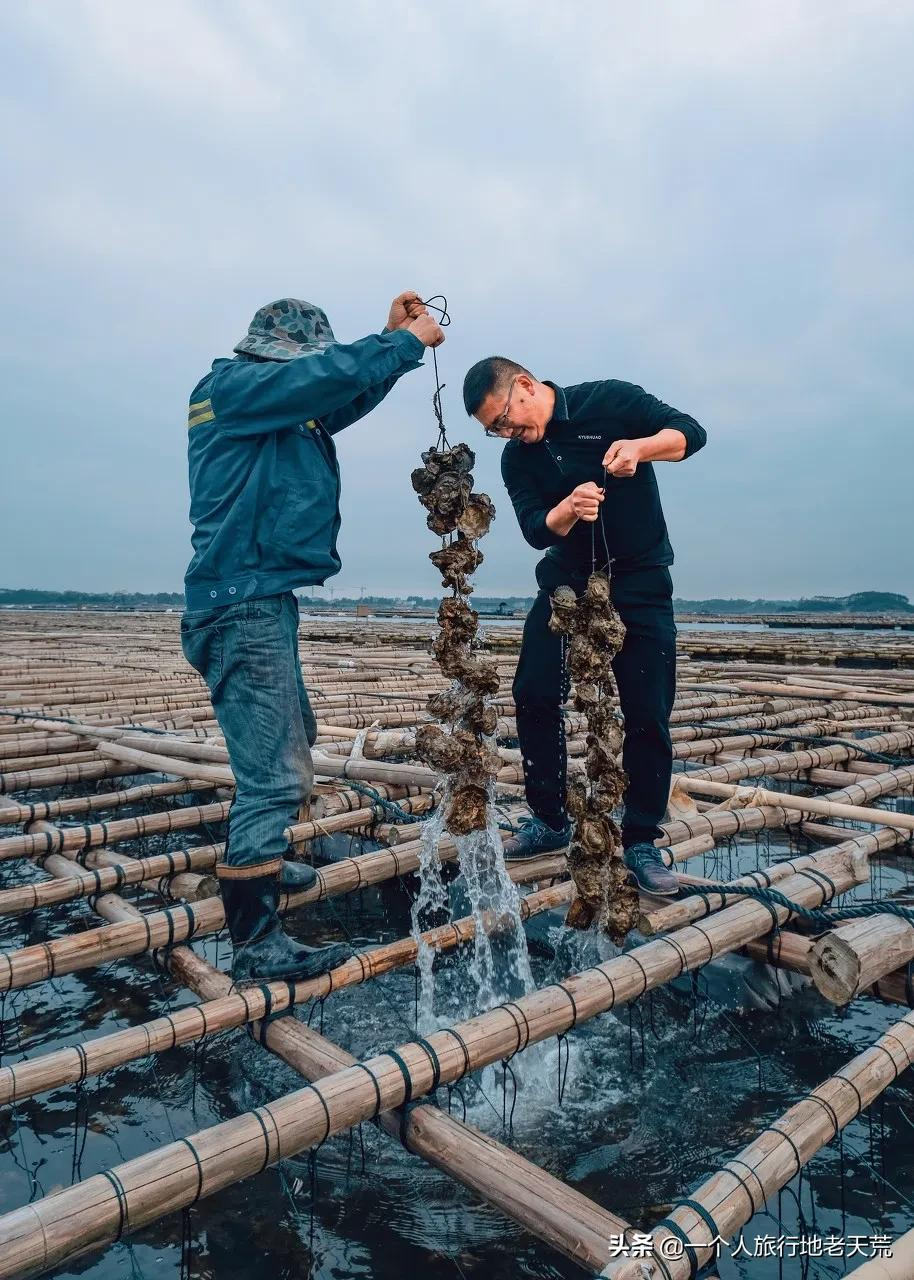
1, 609, 913, 1277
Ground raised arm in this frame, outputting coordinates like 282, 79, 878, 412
321, 312, 444, 436
213, 329, 426, 439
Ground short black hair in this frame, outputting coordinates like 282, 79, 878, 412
462, 356, 531, 416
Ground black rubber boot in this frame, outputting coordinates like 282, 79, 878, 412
280, 859, 318, 891
220, 869, 349, 984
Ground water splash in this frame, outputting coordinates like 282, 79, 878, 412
409, 801, 451, 1024
410, 785, 534, 1034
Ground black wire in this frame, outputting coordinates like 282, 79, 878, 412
418, 295, 451, 450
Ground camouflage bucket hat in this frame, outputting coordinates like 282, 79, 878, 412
233, 298, 337, 361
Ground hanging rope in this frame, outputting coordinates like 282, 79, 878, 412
418, 295, 451, 450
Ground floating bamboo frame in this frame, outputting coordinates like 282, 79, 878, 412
0, 609, 912, 1276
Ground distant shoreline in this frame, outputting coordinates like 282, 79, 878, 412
2, 602, 913, 632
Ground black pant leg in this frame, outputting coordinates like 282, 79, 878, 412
610, 568, 677, 847
512, 589, 571, 828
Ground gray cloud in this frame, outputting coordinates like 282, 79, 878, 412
1, 1, 911, 599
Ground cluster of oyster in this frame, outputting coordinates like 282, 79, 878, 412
412, 445, 495, 540
548, 573, 637, 944
411, 444, 499, 834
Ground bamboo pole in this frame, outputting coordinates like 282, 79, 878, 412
845, 1228, 914, 1278
174, 950, 634, 1275
682, 730, 914, 784
0, 821, 560, 988
22, 812, 626, 1273
0, 800, 232, 862
0, 749, 100, 772
0, 881, 571, 1107
808, 916, 914, 1005
0, 795, 432, 916
641, 827, 903, 935
0, 778, 217, 826
0, 845, 224, 916
0, 898, 224, 991
96, 739, 443, 790
730, 679, 914, 707
0, 759, 150, 792
0, 788, 432, 871
743, 928, 914, 1008
676, 776, 914, 832
0, 847, 863, 1276
603, 1011, 914, 1279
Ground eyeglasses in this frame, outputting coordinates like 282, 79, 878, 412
484, 377, 519, 437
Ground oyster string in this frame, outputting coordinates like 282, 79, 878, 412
418, 294, 451, 451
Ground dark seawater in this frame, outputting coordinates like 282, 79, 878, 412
1, 786, 913, 1280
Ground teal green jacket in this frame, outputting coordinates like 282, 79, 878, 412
184, 329, 424, 610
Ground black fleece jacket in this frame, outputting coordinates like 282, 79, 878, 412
500, 380, 706, 587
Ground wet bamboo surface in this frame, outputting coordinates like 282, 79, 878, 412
0, 609, 913, 1277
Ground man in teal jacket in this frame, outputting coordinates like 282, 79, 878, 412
182, 294, 443, 983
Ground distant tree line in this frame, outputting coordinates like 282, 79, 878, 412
1, 588, 184, 608
3, 587, 911, 614
673, 591, 912, 615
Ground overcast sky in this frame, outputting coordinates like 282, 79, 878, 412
2, 1, 912, 601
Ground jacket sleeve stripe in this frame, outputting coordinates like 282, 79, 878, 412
188, 399, 216, 429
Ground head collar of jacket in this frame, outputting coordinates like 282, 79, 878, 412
233, 298, 337, 362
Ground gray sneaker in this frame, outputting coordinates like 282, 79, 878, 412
624, 843, 679, 896
503, 815, 572, 860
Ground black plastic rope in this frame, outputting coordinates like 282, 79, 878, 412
689, 880, 914, 929
340, 778, 426, 826
100, 1169, 130, 1241
178, 1137, 205, 1204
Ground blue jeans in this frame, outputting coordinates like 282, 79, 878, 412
180, 591, 317, 875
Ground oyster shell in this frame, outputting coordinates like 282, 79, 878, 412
457, 492, 495, 539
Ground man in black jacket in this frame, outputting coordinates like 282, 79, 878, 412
462, 357, 706, 895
